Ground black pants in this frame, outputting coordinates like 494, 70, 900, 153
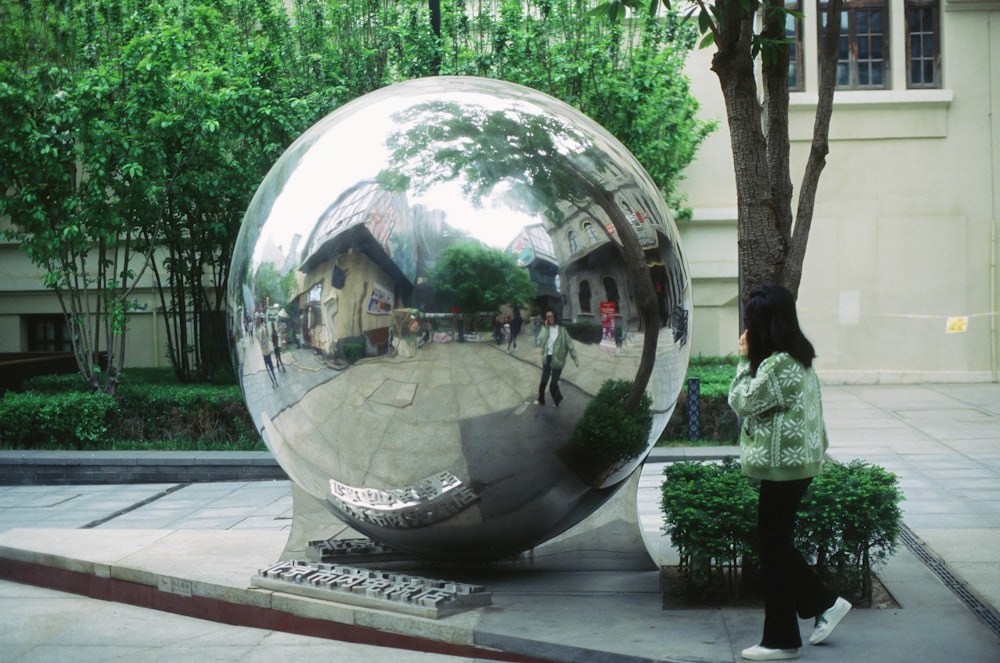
538, 355, 563, 404
263, 354, 278, 386
758, 478, 837, 649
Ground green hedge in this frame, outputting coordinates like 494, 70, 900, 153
662, 356, 739, 443
660, 458, 904, 605
0, 371, 259, 450
0, 390, 116, 449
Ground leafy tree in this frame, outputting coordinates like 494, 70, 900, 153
2, 0, 707, 390
252, 263, 298, 310
132, 1, 320, 381
0, 0, 166, 394
425, 0, 713, 216
0, 0, 329, 385
428, 242, 536, 314
605, 0, 843, 296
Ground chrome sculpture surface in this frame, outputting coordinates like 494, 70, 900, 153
229, 76, 692, 560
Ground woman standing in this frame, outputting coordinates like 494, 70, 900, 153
728, 285, 851, 661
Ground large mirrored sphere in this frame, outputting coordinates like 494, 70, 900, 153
228, 76, 692, 561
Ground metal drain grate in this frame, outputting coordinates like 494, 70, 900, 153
899, 525, 1000, 637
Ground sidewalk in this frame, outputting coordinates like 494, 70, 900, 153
0, 383, 999, 662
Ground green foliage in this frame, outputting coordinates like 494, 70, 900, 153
660, 457, 758, 592
112, 383, 256, 447
3, 0, 710, 389
341, 341, 365, 363
661, 355, 739, 443
428, 242, 535, 313
570, 379, 653, 463
4, 369, 258, 450
661, 391, 740, 443
429, 0, 714, 213
0, 391, 116, 449
798, 460, 904, 602
660, 459, 905, 604
686, 355, 739, 398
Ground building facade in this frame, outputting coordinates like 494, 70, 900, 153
678, 0, 1000, 382
1, 0, 997, 382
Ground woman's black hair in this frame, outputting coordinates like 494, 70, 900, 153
744, 284, 816, 375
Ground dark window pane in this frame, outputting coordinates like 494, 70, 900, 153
837, 62, 850, 85
922, 60, 934, 82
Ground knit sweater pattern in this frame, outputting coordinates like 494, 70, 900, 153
728, 353, 829, 481
536, 325, 578, 370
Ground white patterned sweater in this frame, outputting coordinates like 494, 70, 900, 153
728, 353, 829, 481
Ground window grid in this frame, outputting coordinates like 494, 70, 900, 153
26, 315, 71, 352
820, 0, 889, 90
905, 0, 940, 88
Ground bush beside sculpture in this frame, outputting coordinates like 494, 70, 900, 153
660, 458, 904, 605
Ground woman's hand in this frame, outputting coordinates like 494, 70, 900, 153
738, 330, 749, 357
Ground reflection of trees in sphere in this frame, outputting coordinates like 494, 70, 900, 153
228, 77, 692, 561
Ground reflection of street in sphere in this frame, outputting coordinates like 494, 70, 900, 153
228, 76, 693, 561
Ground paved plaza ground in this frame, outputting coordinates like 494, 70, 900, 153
0, 383, 998, 662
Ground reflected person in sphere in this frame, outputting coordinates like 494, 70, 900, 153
536, 309, 578, 407
508, 307, 523, 352
728, 284, 851, 662
257, 321, 279, 389
271, 322, 286, 373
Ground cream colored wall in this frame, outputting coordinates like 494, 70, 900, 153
0, 243, 175, 368
678, 0, 1000, 382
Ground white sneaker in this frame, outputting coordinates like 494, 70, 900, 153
741, 645, 800, 660
809, 596, 852, 645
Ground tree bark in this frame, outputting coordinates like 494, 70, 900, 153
709, 0, 844, 301
712, 4, 787, 297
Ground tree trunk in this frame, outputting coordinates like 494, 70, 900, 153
712, 18, 787, 297
591, 187, 660, 412
711, 0, 844, 301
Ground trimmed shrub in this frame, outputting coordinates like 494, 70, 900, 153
660, 457, 758, 596
797, 460, 904, 603
0, 390, 115, 449
113, 383, 256, 447
660, 458, 904, 605
564, 379, 653, 486
341, 341, 365, 363
7, 369, 259, 450
570, 379, 653, 463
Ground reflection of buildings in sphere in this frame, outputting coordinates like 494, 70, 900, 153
228, 77, 693, 561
